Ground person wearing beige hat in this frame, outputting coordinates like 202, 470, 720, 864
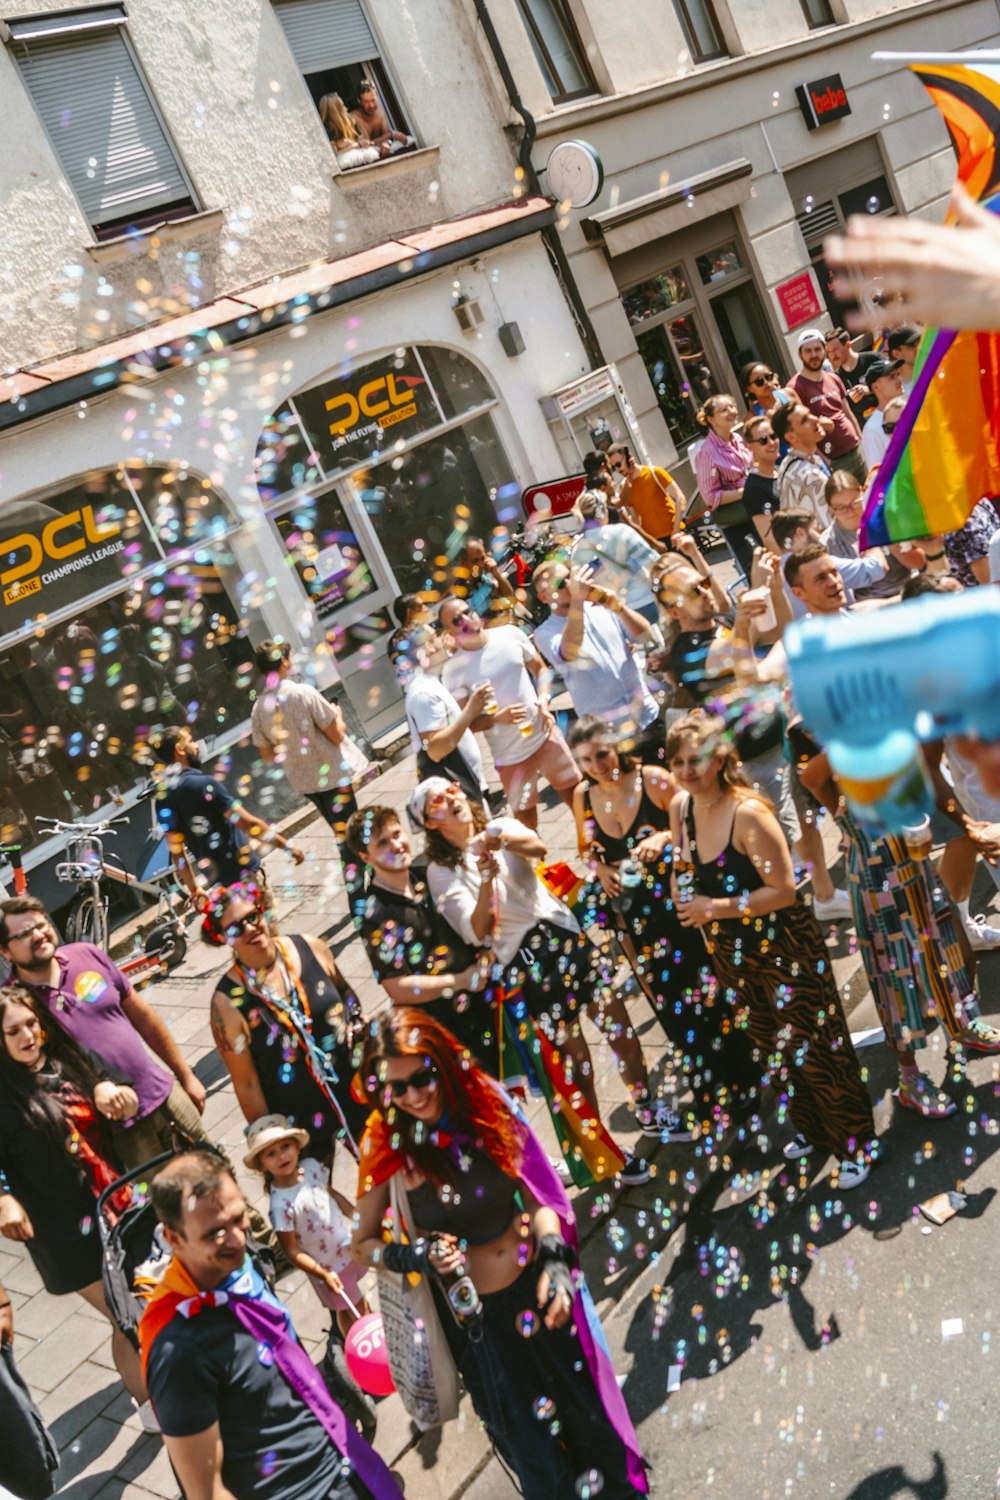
244, 1114, 376, 1439
787, 327, 866, 483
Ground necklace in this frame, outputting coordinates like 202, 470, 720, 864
692, 789, 726, 810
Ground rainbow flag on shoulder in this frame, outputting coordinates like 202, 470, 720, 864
860, 58, 1000, 548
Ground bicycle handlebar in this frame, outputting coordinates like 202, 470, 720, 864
37, 815, 126, 836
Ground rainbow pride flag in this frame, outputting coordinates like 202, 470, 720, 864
860, 60, 1000, 548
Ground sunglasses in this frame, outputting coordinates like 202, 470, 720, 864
750, 373, 776, 386
748, 433, 777, 444
6, 919, 52, 943
388, 1063, 438, 1099
227, 907, 266, 940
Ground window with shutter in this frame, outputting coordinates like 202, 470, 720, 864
272, 0, 415, 164
7, 6, 198, 239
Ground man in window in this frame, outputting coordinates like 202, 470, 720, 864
350, 81, 414, 157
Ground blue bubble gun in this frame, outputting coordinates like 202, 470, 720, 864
785, 591, 1000, 832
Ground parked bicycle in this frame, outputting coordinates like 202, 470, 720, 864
36, 809, 194, 979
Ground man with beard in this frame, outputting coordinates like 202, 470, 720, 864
0, 895, 210, 1167
157, 726, 305, 900
787, 328, 865, 482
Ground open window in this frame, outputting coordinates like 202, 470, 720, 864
273, 0, 415, 169
5, 5, 198, 240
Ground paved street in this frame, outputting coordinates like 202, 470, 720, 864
3, 748, 999, 1500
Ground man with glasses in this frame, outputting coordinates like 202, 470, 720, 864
787, 328, 866, 482
606, 442, 686, 543
440, 602, 579, 830
0, 895, 211, 1167
742, 415, 782, 554
821, 476, 912, 603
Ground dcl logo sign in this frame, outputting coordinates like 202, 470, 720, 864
796, 73, 851, 131
1, 504, 122, 601
324, 373, 417, 438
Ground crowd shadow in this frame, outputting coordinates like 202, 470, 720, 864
620, 1044, 1000, 1425
844, 1450, 947, 1499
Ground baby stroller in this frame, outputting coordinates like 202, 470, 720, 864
96, 1144, 277, 1350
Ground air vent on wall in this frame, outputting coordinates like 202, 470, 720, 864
795, 199, 840, 248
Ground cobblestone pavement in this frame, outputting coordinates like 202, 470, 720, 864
6, 742, 990, 1500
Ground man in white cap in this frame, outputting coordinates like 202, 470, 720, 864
787, 328, 866, 483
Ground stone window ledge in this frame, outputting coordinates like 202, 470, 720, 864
86, 208, 225, 266
333, 144, 440, 189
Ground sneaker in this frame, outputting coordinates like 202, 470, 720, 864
618, 1153, 652, 1186
834, 1158, 871, 1191
549, 1155, 573, 1182
957, 1016, 1000, 1055
781, 1133, 815, 1161
813, 888, 852, 922
895, 1075, 958, 1118
133, 1399, 161, 1435
635, 1101, 695, 1142
963, 913, 1000, 951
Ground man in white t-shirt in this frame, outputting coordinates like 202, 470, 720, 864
859, 357, 905, 473
387, 626, 491, 808
440, 601, 579, 829
532, 560, 661, 759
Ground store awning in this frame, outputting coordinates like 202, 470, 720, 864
582, 160, 753, 256
0, 195, 555, 433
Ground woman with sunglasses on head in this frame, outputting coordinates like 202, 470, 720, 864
204, 883, 368, 1162
0, 986, 151, 1415
352, 1009, 649, 1499
411, 776, 664, 1179
666, 714, 876, 1189
569, 717, 760, 1144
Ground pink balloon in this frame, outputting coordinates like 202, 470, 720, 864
344, 1312, 396, 1397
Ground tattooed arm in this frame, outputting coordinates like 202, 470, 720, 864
209, 987, 270, 1126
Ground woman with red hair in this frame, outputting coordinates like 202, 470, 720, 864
352, 1010, 648, 1499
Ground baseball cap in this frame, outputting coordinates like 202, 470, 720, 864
796, 327, 826, 349
407, 776, 455, 833
865, 357, 904, 388
886, 323, 921, 352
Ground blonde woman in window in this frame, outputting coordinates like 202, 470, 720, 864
318, 94, 379, 170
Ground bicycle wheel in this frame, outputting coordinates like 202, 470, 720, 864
66, 892, 109, 948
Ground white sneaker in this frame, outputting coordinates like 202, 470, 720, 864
782, 1133, 814, 1161
963, 913, 1000, 951
133, 1399, 161, 1434
834, 1158, 870, 1191
636, 1101, 695, 1141
813, 888, 852, 922
550, 1155, 573, 1182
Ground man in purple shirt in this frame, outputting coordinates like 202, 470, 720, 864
0, 896, 209, 1167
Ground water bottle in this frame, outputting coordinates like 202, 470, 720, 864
828, 730, 933, 835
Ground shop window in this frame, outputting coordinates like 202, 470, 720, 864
273, 489, 377, 621
800, 0, 835, 26
673, 0, 727, 62
6, 6, 198, 239
622, 267, 691, 329
0, 463, 253, 847
695, 243, 743, 285
273, 0, 415, 168
636, 316, 715, 447
514, 0, 597, 103
346, 414, 518, 597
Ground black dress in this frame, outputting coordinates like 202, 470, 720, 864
215, 934, 367, 1158
680, 795, 875, 1159
581, 772, 759, 1117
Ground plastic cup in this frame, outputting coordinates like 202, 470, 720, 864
902, 815, 933, 861
741, 586, 776, 632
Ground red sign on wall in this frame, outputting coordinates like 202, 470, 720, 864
522, 473, 587, 519
776, 273, 822, 331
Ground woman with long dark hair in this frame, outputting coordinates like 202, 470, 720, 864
568, 716, 759, 1143
0, 986, 150, 1410
352, 1009, 649, 1499
412, 776, 666, 1179
666, 713, 876, 1188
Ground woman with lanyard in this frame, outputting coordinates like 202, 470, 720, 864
568, 716, 760, 1146
666, 713, 876, 1189
352, 1009, 650, 1500
410, 776, 665, 1183
692, 394, 756, 582
204, 882, 367, 1161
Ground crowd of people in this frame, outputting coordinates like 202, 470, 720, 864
4, 256, 1000, 1499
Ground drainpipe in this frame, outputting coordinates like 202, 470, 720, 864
469, 0, 604, 370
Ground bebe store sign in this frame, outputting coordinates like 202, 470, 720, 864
795, 73, 851, 131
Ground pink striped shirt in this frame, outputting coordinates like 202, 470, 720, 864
694, 428, 753, 511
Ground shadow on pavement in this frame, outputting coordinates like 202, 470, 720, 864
844, 1449, 947, 1498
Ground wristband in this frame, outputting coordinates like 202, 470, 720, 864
536, 1235, 577, 1305
536, 1234, 578, 1271
381, 1238, 431, 1275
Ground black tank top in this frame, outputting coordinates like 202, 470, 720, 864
581, 770, 670, 865
683, 795, 764, 898
408, 1139, 519, 1245
216, 934, 366, 1156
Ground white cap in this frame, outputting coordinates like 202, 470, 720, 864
796, 327, 826, 349
407, 776, 454, 833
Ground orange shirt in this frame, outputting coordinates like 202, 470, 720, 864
624, 467, 677, 539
